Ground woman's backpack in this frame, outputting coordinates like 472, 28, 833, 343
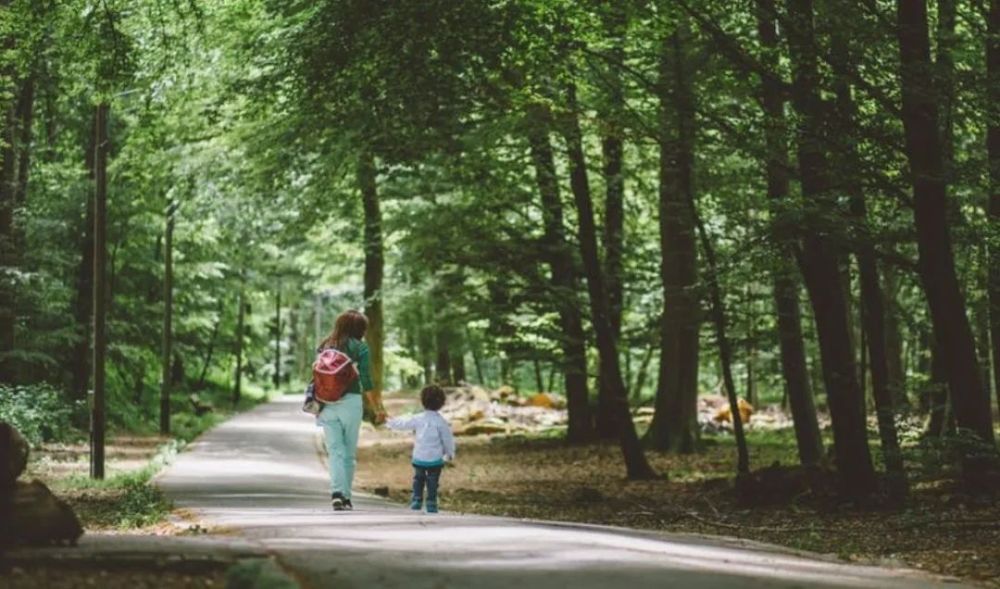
312, 347, 359, 403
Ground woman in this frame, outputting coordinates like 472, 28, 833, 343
317, 309, 384, 511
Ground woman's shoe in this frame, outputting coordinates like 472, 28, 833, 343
343, 498, 353, 511
331, 493, 346, 511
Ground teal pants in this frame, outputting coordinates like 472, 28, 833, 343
318, 393, 363, 499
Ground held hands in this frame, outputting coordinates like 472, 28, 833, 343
363, 390, 388, 426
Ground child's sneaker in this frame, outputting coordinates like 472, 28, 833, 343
426, 503, 438, 514
331, 493, 346, 511
410, 500, 422, 511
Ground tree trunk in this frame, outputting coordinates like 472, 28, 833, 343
435, 327, 452, 385
559, 88, 655, 479
648, 21, 701, 454
358, 150, 385, 394
883, 266, 908, 409
533, 358, 544, 392
465, 326, 486, 385
926, 337, 951, 437
525, 105, 594, 443
897, 0, 995, 452
160, 196, 175, 436
987, 0, 1000, 421
756, 0, 823, 467
827, 8, 907, 498
233, 287, 245, 406
0, 93, 18, 383
786, 0, 877, 498
693, 205, 750, 476
12, 75, 33, 209
273, 288, 281, 389
91, 103, 109, 480
595, 2, 629, 439
631, 342, 655, 402
197, 307, 222, 388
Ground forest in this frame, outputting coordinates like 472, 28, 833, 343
1, 0, 999, 584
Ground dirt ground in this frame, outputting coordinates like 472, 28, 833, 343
1, 564, 227, 589
22, 435, 193, 533
355, 392, 1000, 587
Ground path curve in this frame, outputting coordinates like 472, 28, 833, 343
156, 396, 969, 589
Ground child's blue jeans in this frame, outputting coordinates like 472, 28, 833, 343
412, 465, 442, 507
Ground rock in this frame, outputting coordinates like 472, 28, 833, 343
494, 385, 516, 400
713, 398, 754, 425
1, 422, 29, 487
457, 422, 508, 436
10, 480, 83, 546
526, 392, 565, 409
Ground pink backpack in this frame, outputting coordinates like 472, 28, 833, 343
312, 348, 359, 403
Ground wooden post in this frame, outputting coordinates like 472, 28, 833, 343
233, 286, 245, 406
273, 288, 281, 389
160, 197, 175, 435
90, 103, 108, 480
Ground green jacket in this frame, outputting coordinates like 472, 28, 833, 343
338, 337, 374, 395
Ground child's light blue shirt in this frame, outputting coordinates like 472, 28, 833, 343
387, 410, 456, 468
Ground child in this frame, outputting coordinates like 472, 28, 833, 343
386, 385, 456, 513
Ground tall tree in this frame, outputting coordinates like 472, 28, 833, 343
648, 19, 700, 454
594, 1, 629, 439
896, 0, 996, 453
525, 104, 594, 443
987, 0, 1000, 416
755, 0, 823, 467
358, 149, 385, 394
560, 87, 655, 478
785, 0, 876, 498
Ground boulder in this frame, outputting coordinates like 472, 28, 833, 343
457, 422, 508, 436
9, 479, 83, 546
713, 398, 754, 425
1, 422, 29, 488
526, 392, 565, 409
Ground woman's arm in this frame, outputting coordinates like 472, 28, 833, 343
356, 342, 386, 424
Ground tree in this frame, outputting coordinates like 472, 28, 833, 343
896, 0, 995, 457
784, 0, 876, 498
561, 84, 655, 480
755, 0, 823, 467
648, 18, 700, 454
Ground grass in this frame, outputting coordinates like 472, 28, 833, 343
25, 378, 279, 533
355, 392, 1000, 585
48, 440, 180, 530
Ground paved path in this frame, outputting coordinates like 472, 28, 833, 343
156, 396, 968, 589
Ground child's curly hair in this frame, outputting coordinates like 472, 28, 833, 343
420, 385, 446, 411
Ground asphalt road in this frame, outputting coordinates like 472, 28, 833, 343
155, 396, 969, 589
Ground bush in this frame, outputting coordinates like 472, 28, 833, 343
0, 384, 83, 446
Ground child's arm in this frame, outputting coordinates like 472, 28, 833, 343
439, 419, 456, 460
386, 415, 419, 431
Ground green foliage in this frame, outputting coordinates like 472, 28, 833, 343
0, 384, 83, 446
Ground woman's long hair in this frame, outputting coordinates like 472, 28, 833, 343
321, 310, 368, 349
